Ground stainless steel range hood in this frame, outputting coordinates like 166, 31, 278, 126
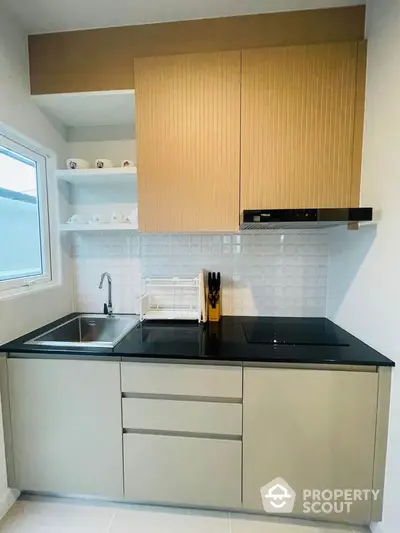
240, 208, 373, 230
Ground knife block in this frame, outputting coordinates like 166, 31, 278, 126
207, 272, 221, 322
208, 294, 221, 322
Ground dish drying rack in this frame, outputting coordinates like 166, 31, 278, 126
139, 276, 201, 322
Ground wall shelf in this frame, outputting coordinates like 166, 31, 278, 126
57, 167, 137, 185
60, 223, 138, 232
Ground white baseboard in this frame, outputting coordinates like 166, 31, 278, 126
0, 488, 20, 520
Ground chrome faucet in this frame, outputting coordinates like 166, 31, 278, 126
99, 272, 113, 316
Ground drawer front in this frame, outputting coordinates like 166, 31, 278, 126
123, 398, 242, 435
121, 363, 242, 398
124, 433, 242, 508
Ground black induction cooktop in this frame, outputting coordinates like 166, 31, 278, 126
242, 320, 349, 347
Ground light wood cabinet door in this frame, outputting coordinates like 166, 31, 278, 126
135, 51, 241, 232
241, 42, 365, 210
8, 358, 123, 498
242, 367, 378, 524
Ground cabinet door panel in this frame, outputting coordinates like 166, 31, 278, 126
135, 51, 241, 232
8, 358, 123, 498
243, 367, 377, 524
241, 42, 360, 209
124, 433, 242, 507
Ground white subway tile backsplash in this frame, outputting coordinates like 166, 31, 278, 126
72, 231, 329, 317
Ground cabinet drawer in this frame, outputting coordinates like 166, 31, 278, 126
121, 363, 242, 398
123, 398, 242, 436
124, 433, 242, 508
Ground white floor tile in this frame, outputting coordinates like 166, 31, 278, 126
0, 498, 114, 533
0, 498, 364, 533
186, 508, 230, 533
110, 505, 230, 533
229, 512, 355, 533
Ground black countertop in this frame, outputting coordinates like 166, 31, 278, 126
0, 314, 394, 367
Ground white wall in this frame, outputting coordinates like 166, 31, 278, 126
67, 139, 135, 169
0, 5, 74, 517
0, 17, 66, 155
327, 1, 400, 532
66, 125, 135, 169
0, 6, 73, 345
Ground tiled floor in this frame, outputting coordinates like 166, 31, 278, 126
0, 497, 368, 533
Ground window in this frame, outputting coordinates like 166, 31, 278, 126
0, 131, 52, 292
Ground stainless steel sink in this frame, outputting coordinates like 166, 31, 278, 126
26, 314, 140, 348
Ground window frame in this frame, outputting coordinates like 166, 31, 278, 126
0, 125, 54, 294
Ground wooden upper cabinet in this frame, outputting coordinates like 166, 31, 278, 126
135, 51, 241, 232
241, 42, 365, 210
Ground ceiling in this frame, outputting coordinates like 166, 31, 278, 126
4, 0, 364, 35
32, 91, 135, 129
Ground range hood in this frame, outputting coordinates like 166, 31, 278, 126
240, 208, 373, 230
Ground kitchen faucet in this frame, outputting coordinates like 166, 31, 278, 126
98, 272, 113, 316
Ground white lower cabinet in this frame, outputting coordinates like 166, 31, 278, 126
7, 356, 385, 524
124, 433, 242, 508
8, 358, 123, 498
242, 367, 378, 524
